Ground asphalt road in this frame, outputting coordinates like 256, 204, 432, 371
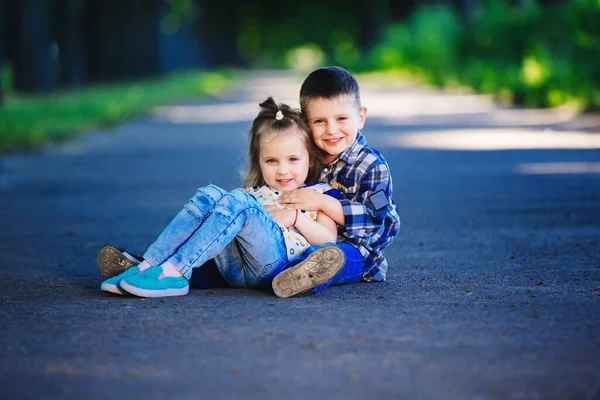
1, 71, 599, 400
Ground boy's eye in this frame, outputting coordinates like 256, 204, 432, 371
313, 119, 324, 124
338, 117, 347, 121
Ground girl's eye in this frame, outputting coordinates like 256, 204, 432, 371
265, 159, 276, 164
289, 157, 299, 162
313, 119, 324, 124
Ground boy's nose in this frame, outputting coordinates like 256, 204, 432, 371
327, 121, 339, 135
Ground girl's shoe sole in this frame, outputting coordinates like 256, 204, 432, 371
100, 281, 126, 295
119, 280, 189, 298
272, 246, 345, 298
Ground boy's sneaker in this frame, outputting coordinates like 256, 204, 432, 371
96, 245, 143, 278
120, 266, 189, 298
272, 245, 345, 298
100, 266, 141, 295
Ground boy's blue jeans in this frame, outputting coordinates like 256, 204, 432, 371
283, 242, 365, 294
142, 185, 288, 289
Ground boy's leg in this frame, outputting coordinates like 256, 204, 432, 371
188, 259, 230, 289
120, 190, 288, 296
308, 242, 364, 294
96, 245, 143, 278
142, 185, 228, 266
272, 242, 364, 297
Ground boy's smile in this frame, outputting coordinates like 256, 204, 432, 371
304, 94, 367, 164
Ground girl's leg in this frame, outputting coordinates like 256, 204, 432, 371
142, 185, 228, 266
120, 189, 288, 296
169, 189, 288, 284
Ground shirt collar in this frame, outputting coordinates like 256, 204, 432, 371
326, 131, 366, 167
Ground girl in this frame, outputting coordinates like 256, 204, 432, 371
100, 97, 344, 297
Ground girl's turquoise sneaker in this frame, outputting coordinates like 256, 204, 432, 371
119, 266, 189, 298
100, 266, 141, 295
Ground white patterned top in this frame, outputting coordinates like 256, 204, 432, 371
245, 183, 334, 260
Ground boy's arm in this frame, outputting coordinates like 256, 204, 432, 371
279, 163, 398, 241
337, 162, 398, 248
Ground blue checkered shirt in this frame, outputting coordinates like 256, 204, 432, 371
320, 132, 400, 282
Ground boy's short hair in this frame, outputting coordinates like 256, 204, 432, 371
299, 66, 362, 113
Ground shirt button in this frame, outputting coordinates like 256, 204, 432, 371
323, 168, 329, 172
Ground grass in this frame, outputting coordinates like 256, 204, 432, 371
0, 70, 235, 153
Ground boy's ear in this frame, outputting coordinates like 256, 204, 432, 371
358, 106, 367, 129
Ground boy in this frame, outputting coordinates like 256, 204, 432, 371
271, 66, 400, 297
97, 66, 400, 297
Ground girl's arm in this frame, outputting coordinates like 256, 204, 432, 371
269, 209, 337, 244
295, 211, 337, 245
279, 190, 345, 226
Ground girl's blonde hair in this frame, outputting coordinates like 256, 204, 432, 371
243, 97, 323, 188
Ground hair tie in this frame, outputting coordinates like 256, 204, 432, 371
275, 111, 284, 120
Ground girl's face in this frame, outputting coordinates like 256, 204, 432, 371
259, 127, 310, 192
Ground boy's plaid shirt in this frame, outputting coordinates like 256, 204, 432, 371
320, 132, 400, 282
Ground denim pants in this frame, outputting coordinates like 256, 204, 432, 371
143, 185, 288, 289
284, 241, 365, 294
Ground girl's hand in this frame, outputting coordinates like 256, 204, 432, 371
279, 189, 324, 211
268, 209, 296, 227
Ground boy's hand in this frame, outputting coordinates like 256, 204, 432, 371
279, 189, 324, 211
268, 209, 296, 227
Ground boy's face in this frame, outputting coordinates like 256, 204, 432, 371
304, 94, 367, 164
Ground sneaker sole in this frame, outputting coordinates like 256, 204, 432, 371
119, 280, 189, 298
100, 281, 126, 295
96, 245, 138, 278
272, 246, 345, 298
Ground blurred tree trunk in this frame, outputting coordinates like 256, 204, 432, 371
358, 0, 391, 50
131, 0, 154, 77
461, 0, 476, 19
0, 0, 5, 105
84, 0, 126, 82
54, 0, 85, 88
197, 0, 242, 67
12, 0, 53, 93
85, 0, 161, 83
83, 0, 101, 82
514, 0, 536, 6
389, 0, 419, 19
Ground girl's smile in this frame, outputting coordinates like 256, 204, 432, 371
259, 128, 311, 192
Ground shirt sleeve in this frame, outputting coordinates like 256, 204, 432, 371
323, 188, 344, 200
339, 162, 397, 248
